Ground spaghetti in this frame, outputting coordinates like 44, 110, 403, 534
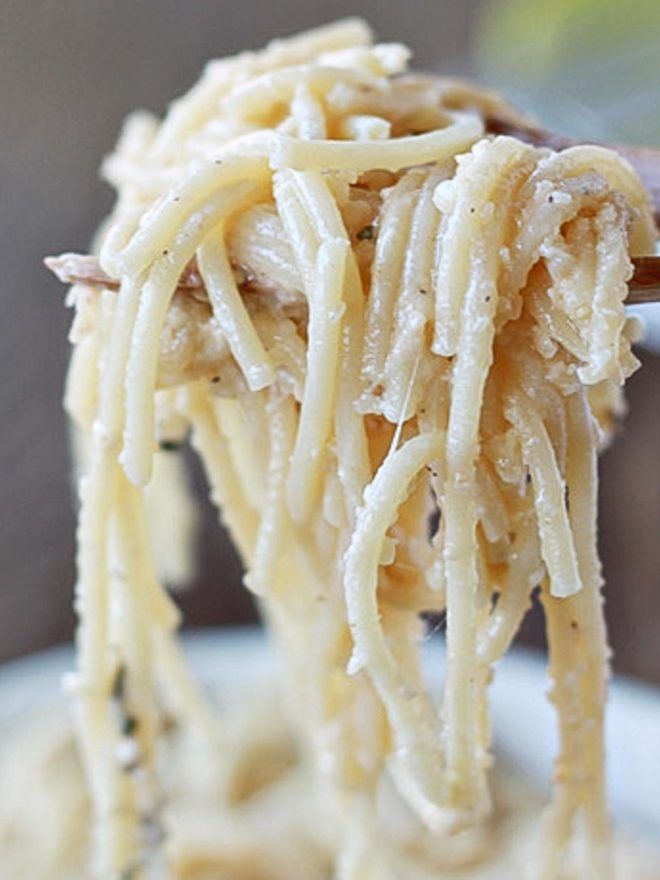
26, 18, 660, 880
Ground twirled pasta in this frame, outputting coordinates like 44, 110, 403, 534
12, 18, 660, 880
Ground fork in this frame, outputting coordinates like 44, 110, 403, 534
44, 253, 660, 308
45, 118, 660, 306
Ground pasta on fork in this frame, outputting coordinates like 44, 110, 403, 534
30, 17, 659, 880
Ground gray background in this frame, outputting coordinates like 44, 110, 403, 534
1, 0, 658, 681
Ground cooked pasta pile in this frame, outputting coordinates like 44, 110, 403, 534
2, 667, 659, 880
19, 17, 660, 880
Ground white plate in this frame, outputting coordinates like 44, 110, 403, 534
1, 628, 658, 838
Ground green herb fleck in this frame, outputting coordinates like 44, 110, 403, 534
111, 665, 126, 701
122, 715, 139, 737
159, 439, 181, 452
357, 224, 375, 241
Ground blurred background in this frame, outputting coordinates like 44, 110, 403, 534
1, 0, 658, 680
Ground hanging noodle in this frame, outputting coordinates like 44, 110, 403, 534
4, 18, 660, 880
